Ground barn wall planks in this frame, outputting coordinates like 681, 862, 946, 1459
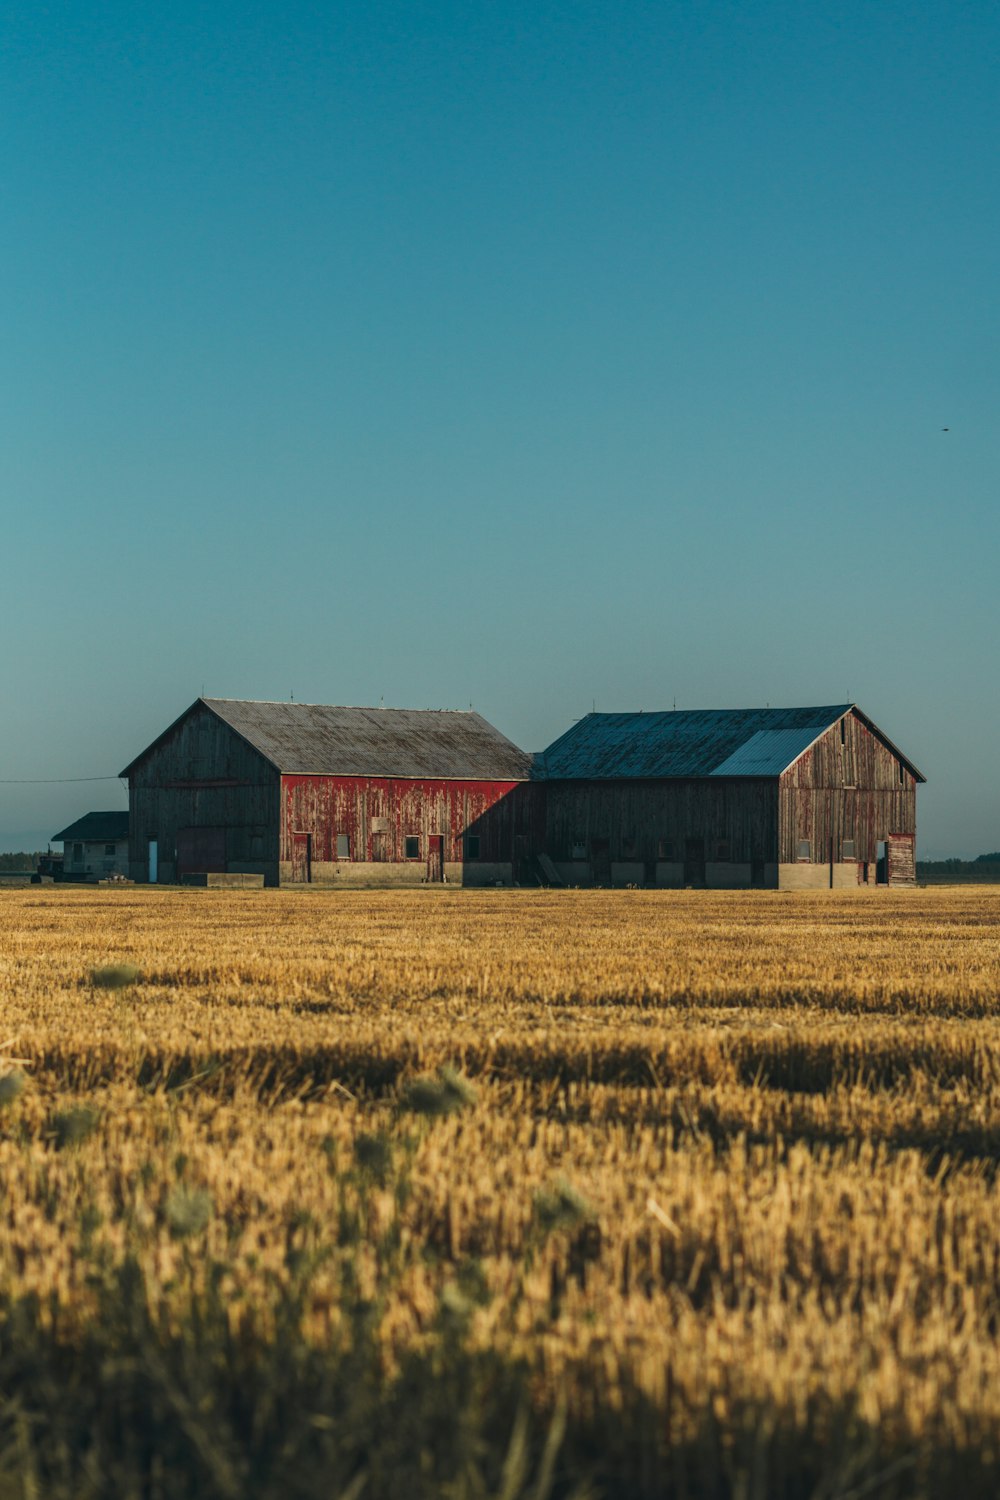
127, 702, 280, 884
280, 776, 544, 885
543, 779, 779, 877
779, 714, 917, 881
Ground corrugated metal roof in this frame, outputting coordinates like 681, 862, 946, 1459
709, 726, 829, 777
538, 706, 854, 779
202, 699, 534, 780
52, 811, 129, 842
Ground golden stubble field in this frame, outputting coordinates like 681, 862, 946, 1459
1, 883, 999, 1496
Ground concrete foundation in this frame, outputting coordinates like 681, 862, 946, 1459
778, 862, 864, 890
275, 860, 515, 888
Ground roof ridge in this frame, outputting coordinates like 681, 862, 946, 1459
202, 698, 481, 714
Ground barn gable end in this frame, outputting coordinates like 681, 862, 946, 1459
536, 704, 922, 889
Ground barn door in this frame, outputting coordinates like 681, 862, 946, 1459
590, 838, 611, 885
427, 834, 444, 882
887, 834, 915, 886
177, 827, 225, 875
291, 833, 311, 883
684, 837, 706, 887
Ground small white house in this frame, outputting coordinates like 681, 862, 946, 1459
52, 812, 130, 879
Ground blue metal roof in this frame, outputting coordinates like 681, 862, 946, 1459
538, 705, 853, 779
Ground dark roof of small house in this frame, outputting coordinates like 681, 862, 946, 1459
122, 699, 535, 781
537, 705, 925, 781
52, 811, 130, 843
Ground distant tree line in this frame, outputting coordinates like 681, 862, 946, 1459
0, 851, 44, 872
917, 852, 1000, 877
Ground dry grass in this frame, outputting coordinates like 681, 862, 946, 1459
1, 884, 999, 1497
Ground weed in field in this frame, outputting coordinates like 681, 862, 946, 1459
90, 962, 140, 989
0, 1071, 25, 1107
402, 1064, 477, 1117
48, 1105, 99, 1149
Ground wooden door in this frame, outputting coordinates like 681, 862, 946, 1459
684, 836, 706, 887
177, 827, 225, 876
427, 834, 443, 882
590, 838, 611, 885
887, 834, 915, 886
291, 833, 311, 883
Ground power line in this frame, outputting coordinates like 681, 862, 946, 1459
0, 775, 124, 785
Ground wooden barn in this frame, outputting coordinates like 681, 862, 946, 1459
536, 704, 924, 889
120, 698, 540, 887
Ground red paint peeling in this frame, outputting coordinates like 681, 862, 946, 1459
279, 774, 544, 870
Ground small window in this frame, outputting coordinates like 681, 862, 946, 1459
336, 834, 350, 860
797, 840, 811, 862
570, 841, 587, 860
465, 834, 481, 860
840, 719, 846, 745
899, 763, 905, 785
657, 838, 674, 860
842, 839, 856, 860
104, 843, 116, 856
405, 835, 420, 859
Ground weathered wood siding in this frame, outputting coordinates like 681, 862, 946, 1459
543, 779, 779, 883
127, 702, 280, 883
281, 776, 544, 885
778, 712, 917, 878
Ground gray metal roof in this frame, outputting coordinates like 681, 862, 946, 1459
53, 811, 129, 843
201, 699, 534, 780
538, 705, 870, 779
709, 726, 830, 777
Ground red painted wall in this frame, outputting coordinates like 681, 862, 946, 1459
280, 775, 543, 865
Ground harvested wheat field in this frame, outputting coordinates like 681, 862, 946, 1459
1, 885, 999, 1499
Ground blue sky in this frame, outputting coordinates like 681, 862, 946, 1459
2, 0, 998, 856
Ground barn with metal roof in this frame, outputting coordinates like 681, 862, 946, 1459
536, 704, 924, 889
121, 698, 541, 886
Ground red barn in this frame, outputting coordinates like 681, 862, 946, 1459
121, 698, 540, 887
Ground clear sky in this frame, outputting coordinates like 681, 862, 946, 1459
2, 0, 998, 857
